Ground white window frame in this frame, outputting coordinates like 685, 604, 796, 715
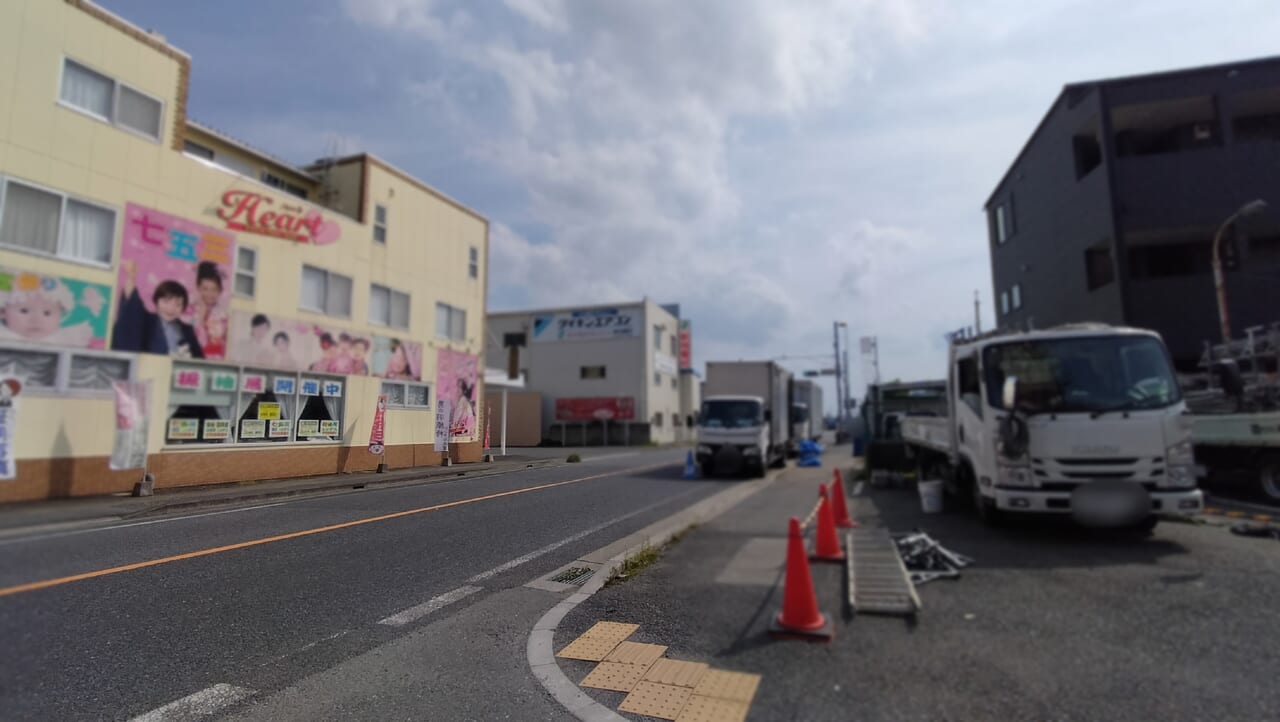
381, 380, 432, 409
435, 302, 467, 342
369, 283, 411, 330
57, 57, 165, 143
1000, 290, 1010, 315
0, 341, 135, 399
1011, 283, 1023, 310
234, 245, 257, 298
374, 204, 388, 244
0, 175, 117, 268
183, 139, 215, 160
995, 204, 1009, 244
468, 246, 479, 279
299, 264, 353, 318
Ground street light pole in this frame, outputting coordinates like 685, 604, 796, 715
1212, 199, 1268, 344
832, 321, 843, 429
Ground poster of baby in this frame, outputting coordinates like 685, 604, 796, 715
110, 203, 236, 360
0, 268, 110, 349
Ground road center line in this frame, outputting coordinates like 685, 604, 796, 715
466, 485, 704, 584
128, 683, 255, 722
378, 585, 484, 627
0, 462, 674, 599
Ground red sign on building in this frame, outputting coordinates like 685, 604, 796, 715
678, 320, 692, 370
555, 397, 636, 422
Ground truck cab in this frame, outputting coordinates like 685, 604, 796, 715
696, 395, 783, 477
906, 325, 1204, 528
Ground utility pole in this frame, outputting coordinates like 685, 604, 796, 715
833, 321, 843, 429
842, 326, 851, 425
974, 290, 981, 334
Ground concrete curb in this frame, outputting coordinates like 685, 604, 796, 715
525, 471, 781, 722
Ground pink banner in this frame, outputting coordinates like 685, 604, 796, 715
369, 394, 386, 455
436, 348, 478, 441
227, 311, 422, 381
111, 204, 236, 360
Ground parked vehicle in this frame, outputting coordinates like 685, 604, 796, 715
901, 324, 1203, 529
861, 380, 947, 471
1185, 325, 1280, 502
698, 361, 792, 477
793, 379, 825, 441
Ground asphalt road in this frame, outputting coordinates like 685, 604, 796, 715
560, 470, 1280, 721
0, 449, 729, 720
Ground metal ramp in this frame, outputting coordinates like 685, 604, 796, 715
846, 528, 920, 617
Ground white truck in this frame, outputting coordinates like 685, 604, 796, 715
793, 379, 824, 443
698, 361, 792, 477
902, 324, 1204, 529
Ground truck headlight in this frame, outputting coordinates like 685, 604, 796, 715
997, 464, 1034, 488
696, 444, 712, 454
1166, 440, 1194, 466
1167, 465, 1196, 489
742, 445, 761, 456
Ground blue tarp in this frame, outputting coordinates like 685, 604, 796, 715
797, 438, 824, 466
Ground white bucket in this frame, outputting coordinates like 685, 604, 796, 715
918, 480, 944, 514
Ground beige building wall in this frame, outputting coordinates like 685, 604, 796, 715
0, 0, 488, 501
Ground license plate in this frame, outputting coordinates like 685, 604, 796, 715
1071, 482, 1150, 527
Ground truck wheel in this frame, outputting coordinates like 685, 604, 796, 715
968, 467, 1002, 526
1131, 515, 1159, 535
1260, 457, 1280, 504
701, 462, 715, 478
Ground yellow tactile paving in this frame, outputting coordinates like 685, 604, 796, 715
580, 661, 654, 693
675, 694, 751, 722
618, 681, 695, 720
643, 658, 709, 688
604, 641, 668, 667
557, 621, 639, 661
692, 669, 761, 704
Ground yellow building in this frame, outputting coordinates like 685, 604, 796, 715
0, 0, 489, 502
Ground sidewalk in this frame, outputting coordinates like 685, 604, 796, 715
0, 453, 561, 537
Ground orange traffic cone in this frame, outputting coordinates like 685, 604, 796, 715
810, 484, 846, 563
769, 516, 833, 641
831, 469, 857, 529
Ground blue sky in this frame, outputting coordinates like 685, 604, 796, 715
103, 0, 1280, 411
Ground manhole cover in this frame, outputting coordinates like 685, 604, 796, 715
550, 566, 596, 586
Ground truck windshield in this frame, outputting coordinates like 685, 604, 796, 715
982, 335, 1181, 414
701, 400, 762, 428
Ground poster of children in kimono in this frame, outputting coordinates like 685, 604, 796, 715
435, 348, 478, 441
227, 310, 422, 381
110, 203, 235, 360
0, 268, 110, 349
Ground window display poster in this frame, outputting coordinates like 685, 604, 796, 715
111, 203, 236, 360
319, 419, 340, 436
435, 348, 478, 441
268, 419, 292, 438
227, 311, 423, 382
167, 418, 199, 440
297, 419, 319, 436
0, 267, 110, 350
257, 402, 281, 420
241, 419, 266, 439
203, 419, 231, 440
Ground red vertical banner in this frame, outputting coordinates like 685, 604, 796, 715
678, 319, 692, 370
369, 394, 387, 455
485, 405, 492, 450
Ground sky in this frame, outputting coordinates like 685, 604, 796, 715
103, 0, 1280, 413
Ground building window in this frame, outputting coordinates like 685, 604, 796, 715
59, 59, 163, 141
653, 412, 664, 428
382, 380, 430, 408
435, 303, 466, 341
1000, 290, 1010, 315
1085, 242, 1115, 290
1011, 284, 1022, 310
235, 246, 257, 298
0, 344, 132, 396
580, 365, 606, 380
0, 177, 115, 265
299, 265, 352, 318
653, 325, 662, 350
1073, 120, 1103, 180
994, 204, 1010, 244
183, 140, 215, 160
369, 284, 410, 330
166, 362, 344, 445
671, 377, 678, 390
373, 204, 388, 244
654, 372, 661, 386
1112, 96, 1217, 157
262, 173, 308, 200
469, 246, 479, 279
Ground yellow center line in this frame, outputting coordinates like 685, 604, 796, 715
0, 461, 673, 598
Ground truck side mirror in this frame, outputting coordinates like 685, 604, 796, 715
1002, 376, 1019, 409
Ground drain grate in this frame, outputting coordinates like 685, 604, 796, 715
550, 566, 596, 586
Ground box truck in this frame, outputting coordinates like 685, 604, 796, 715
698, 361, 792, 477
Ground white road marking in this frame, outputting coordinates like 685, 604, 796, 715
0, 503, 288, 546
379, 585, 484, 627
129, 684, 255, 722
853, 481, 866, 497
466, 486, 704, 585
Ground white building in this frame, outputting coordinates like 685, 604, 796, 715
486, 301, 691, 445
